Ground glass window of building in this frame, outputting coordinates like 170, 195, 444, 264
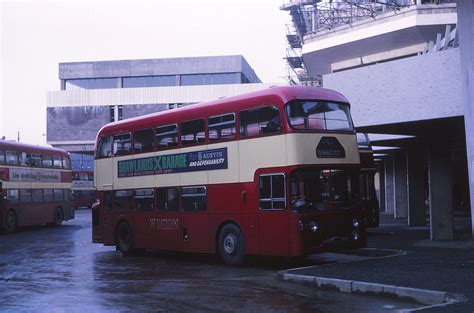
123, 75, 176, 88
65, 78, 118, 90
181, 73, 237, 86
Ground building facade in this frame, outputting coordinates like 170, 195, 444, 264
282, 0, 473, 239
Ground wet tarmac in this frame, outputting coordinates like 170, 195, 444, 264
0, 210, 422, 312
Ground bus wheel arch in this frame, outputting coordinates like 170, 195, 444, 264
217, 222, 246, 266
4, 209, 17, 233
115, 220, 136, 256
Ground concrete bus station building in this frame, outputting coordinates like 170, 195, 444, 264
281, 0, 474, 240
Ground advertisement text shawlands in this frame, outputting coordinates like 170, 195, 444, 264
117, 148, 228, 178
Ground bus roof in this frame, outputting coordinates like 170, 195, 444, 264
0, 140, 69, 157
97, 85, 350, 137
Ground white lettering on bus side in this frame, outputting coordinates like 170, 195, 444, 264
150, 218, 179, 230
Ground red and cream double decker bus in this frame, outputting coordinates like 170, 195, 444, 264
0, 141, 74, 233
72, 170, 97, 209
357, 133, 379, 228
92, 86, 365, 265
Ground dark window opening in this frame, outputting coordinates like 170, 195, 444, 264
240, 106, 281, 137
181, 119, 205, 146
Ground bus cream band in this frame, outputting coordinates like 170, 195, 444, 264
95, 133, 360, 191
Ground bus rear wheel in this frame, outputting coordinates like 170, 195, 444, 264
4, 210, 17, 233
218, 224, 246, 266
116, 221, 135, 256
53, 207, 64, 226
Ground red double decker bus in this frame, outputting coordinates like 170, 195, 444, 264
0, 141, 74, 233
357, 133, 379, 228
92, 86, 365, 265
72, 170, 97, 209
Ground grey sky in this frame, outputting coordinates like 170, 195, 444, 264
1, 0, 288, 145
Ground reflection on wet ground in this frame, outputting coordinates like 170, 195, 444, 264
0, 210, 421, 312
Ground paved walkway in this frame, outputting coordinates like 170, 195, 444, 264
283, 224, 474, 312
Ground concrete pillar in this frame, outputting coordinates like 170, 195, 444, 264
377, 162, 386, 212
394, 150, 408, 219
457, 0, 474, 238
407, 142, 426, 226
427, 144, 453, 241
384, 156, 395, 214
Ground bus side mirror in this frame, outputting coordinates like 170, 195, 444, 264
0, 181, 2, 192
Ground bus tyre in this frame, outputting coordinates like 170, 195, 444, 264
53, 207, 64, 226
218, 224, 246, 266
5, 210, 17, 233
116, 222, 135, 256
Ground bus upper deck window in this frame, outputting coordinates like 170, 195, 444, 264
0, 149, 5, 165
98, 136, 112, 158
113, 134, 132, 156
53, 156, 62, 169
42, 155, 53, 168
20, 152, 31, 166
156, 124, 178, 151
208, 113, 236, 141
181, 119, 205, 146
30, 153, 42, 168
133, 128, 154, 154
239, 106, 281, 137
6, 151, 19, 165
286, 100, 353, 131
62, 157, 71, 169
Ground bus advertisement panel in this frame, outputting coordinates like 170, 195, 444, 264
0, 141, 74, 233
92, 86, 366, 265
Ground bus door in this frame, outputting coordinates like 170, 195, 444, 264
180, 186, 210, 253
256, 174, 290, 256
150, 187, 181, 251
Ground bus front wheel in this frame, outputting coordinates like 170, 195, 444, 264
116, 221, 135, 256
218, 224, 246, 266
4, 210, 17, 233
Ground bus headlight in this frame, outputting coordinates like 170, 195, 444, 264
308, 221, 318, 233
352, 230, 360, 241
298, 220, 305, 232
352, 219, 360, 228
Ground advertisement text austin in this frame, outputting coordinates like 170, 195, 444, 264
117, 148, 228, 178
